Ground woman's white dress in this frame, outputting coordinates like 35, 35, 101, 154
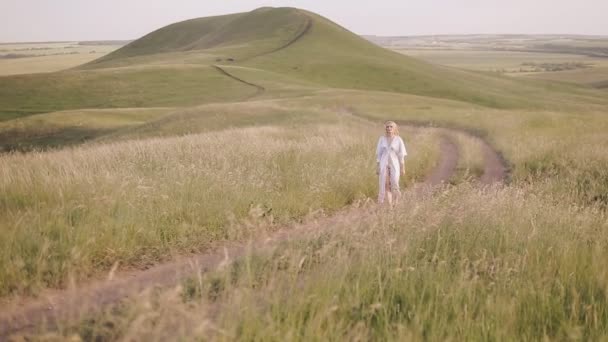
376, 135, 407, 203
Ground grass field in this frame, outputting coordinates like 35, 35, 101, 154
0, 66, 261, 122
49, 184, 607, 341
367, 34, 608, 57
0, 42, 123, 76
396, 49, 608, 88
379, 35, 608, 87
523, 65, 608, 86
0, 108, 442, 298
395, 49, 607, 72
2, 7, 608, 340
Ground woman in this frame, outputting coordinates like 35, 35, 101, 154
376, 121, 407, 205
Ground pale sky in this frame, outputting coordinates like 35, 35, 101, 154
1, 0, 607, 42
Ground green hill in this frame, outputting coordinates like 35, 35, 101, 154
239, 9, 608, 109
1, 7, 607, 125
84, 7, 607, 109
87, 7, 311, 66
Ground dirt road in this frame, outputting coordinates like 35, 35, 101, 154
0, 131, 507, 339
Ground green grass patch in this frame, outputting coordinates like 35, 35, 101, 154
0, 108, 172, 151
0, 65, 257, 116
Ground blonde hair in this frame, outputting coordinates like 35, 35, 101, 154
384, 121, 399, 136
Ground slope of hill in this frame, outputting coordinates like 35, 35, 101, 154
1, 7, 607, 126
242, 10, 608, 109
85, 8, 608, 109
0, 65, 260, 122
86, 7, 311, 66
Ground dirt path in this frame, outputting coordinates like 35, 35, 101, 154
212, 65, 266, 98
242, 15, 312, 62
424, 134, 459, 187
0, 131, 506, 339
479, 138, 508, 185
390, 120, 508, 186
211, 10, 312, 90
211, 15, 312, 100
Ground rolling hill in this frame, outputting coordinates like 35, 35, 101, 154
2, 8, 606, 119
1, 6, 608, 152
84, 7, 608, 109
86, 7, 312, 66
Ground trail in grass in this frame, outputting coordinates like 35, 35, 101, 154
210, 15, 312, 100
0, 91, 509, 337
212, 65, 265, 99
0, 129, 509, 338
425, 133, 459, 187
242, 15, 312, 62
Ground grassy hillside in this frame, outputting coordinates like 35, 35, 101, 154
87, 7, 311, 66
243, 10, 608, 109
0, 8, 313, 124
3, 6, 607, 131
0, 65, 258, 122
92, 7, 608, 109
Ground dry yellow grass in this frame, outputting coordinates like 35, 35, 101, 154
25, 184, 608, 341
0, 42, 120, 76
452, 131, 485, 181
0, 121, 440, 297
280, 90, 608, 206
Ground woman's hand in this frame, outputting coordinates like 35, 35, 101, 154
401, 164, 405, 175
376, 163, 380, 175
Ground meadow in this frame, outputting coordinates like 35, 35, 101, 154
395, 49, 605, 72
1, 7, 608, 340
0, 42, 124, 76
0, 102, 447, 298
395, 49, 608, 88
372, 34, 608, 88
44, 184, 607, 341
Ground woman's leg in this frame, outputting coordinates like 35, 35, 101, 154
391, 165, 401, 205
385, 166, 393, 205
392, 185, 401, 205
378, 167, 386, 204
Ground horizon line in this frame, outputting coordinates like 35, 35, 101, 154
3, 32, 608, 45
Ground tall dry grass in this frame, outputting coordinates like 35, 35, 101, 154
0, 123, 439, 297
211, 185, 608, 341
32, 184, 608, 341
289, 90, 608, 207
451, 131, 485, 182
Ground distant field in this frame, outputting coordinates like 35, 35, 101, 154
395, 48, 608, 87
0, 42, 123, 75
371, 34, 608, 87
366, 34, 608, 57
395, 49, 605, 73
522, 65, 608, 86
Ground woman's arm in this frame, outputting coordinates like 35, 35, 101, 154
376, 137, 382, 174
376, 137, 383, 163
399, 138, 407, 174
399, 137, 407, 159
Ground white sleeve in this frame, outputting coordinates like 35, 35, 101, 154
399, 137, 407, 163
376, 137, 383, 162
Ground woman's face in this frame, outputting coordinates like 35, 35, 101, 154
385, 124, 395, 135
